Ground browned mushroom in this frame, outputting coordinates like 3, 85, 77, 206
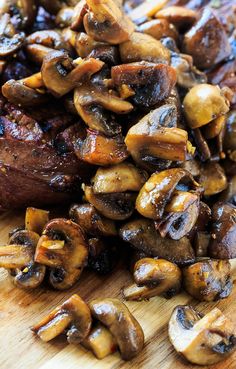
128, 0, 167, 22
25, 44, 54, 65
89, 298, 144, 360
70, 0, 88, 30
169, 305, 236, 365
32, 294, 92, 343
119, 218, 195, 265
38, 0, 78, 15
138, 19, 178, 41
0, 230, 46, 289
69, 203, 117, 237
0, 0, 37, 28
208, 203, 236, 259
123, 258, 182, 301
41, 50, 104, 97
35, 218, 88, 289
183, 8, 231, 69
87, 237, 118, 274
25, 207, 49, 235
199, 162, 227, 196
0, 14, 25, 57
183, 260, 232, 301
26, 30, 71, 51
155, 6, 197, 30
56, 7, 74, 28
83, 0, 135, 44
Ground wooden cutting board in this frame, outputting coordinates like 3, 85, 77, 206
0, 210, 236, 369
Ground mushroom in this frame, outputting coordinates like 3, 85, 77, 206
155, 6, 197, 30
41, 50, 104, 97
0, 14, 25, 57
75, 130, 128, 166
119, 219, 195, 265
119, 32, 170, 64
219, 176, 236, 205
83, 185, 136, 220
183, 260, 232, 301
38, 0, 78, 15
128, 0, 167, 22
224, 109, 236, 154
70, 0, 88, 30
89, 298, 144, 360
82, 323, 117, 359
125, 105, 189, 169
35, 218, 88, 290
169, 305, 236, 365
26, 30, 71, 51
111, 62, 177, 108
199, 162, 227, 196
183, 8, 231, 69
32, 294, 92, 343
138, 19, 178, 41
123, 258, 182, 301
208, 203, 236, 259
25, 207, 49, 235
25, 44, 54, 65
183, 84, 230, 130
55, 7, 74, 28
69, 203, 117, 237
83, 0, 135, 45
87, 237, 118, 274
0, 0, 37, 28
0, 230, 46, 289
92, 163, 148, 194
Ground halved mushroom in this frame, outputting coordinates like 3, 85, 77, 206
155, 6, 197, 30
208, 203, 236, 259
75, 131, 128, 166
183, 260, 232, 301
35, 218, 88, 290
138, 19, 178, 41
119, 219, 195, 265
26, 30, 71, 51
0, 230, 46, 289
69, 203, 117, 237
82, 323, 117, 359
89, 298, 144, 360
119, 32, 170, 64
183, 8, 231, 69
41, 50, 104, 97
199, 162, 227, 196
0, 14, 25, 57
83, 185, 136, 220
92, 163, 148, 194
123, 258, 182, 301
32, 294, 92, 343
112, 62, 177, 108
183, 84, 230, 130
25, 44, 54, 65
83, 0, 135, 44
169, 305, 236, 365
25, 207, 49, 235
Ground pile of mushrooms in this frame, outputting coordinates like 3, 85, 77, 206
0, 0, 236, 365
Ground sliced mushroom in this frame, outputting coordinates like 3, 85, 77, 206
84, 0, 135, 44
89, 298, 144, 360
25, 44, 53, 65
119, 219, 195, 265
92, 163, 148, 194
155, 6, 197, 30
128, 0, 167, 22
35, 218, 88, 290
112, 62, 177, 108
32, 294, 92, 343
84, 185, 136, 220
70, 0, 87, 30
56, 7, 74, 28
0, 0, 37, 29
183, 84, 230, 129
208, 203, 236, 259
183, 260, 232, 301
0, 14, 25, 57
138, 19, 178, 41
69, 203, 117, 237
199, 162, 227, 196
41, 50, 104, 97
26, 30, 70, 51
75, 131, 128, 166
183, 8, 231, 69
0, 230, 46, 288
169, 305, 236, 365
119, 32, 170, 64
82, 323, 117, 359
123, 258, 182, 301
25, 207, 49, 235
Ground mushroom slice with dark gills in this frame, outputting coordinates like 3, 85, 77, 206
89, 298, 144, 360
123, 258, 182, 301
83, 0, 135, 45
169, 305, 236, 365
208, 203, 236, 259
0, 14, 25, 57
119, 219, 195, 265
125, 104, 189, 171
0, 0, 37, 29
75, 130, 128, 166
35, 219, 88, 290
69, 203, 117, 237
112, 62, 177, 108
0, 230, 46, 289
41, 50, 104, 97
73, 82, 133, 136
26, 30, 71, 52
183, 260, 232, 302
32, 294, 92, 343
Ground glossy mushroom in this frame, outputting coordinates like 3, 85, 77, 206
0, 14, 25, 57
25, 207, 49, 235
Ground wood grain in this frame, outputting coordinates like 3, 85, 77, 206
0, 211, 236, 369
